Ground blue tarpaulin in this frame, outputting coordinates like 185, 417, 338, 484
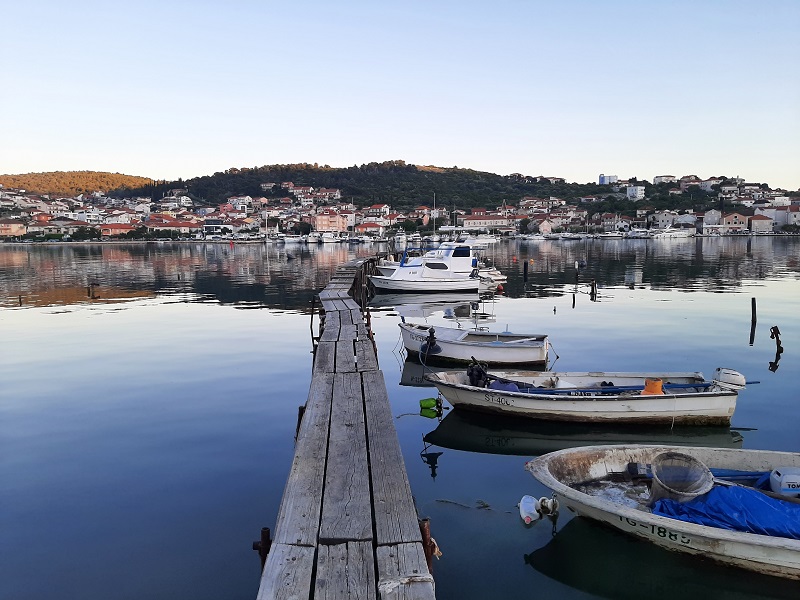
652, 485, 800, 539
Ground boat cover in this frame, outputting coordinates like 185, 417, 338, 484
488, 380, 520, 392
652, 485, 800, 539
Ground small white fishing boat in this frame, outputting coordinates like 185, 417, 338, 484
527, 444, 800, 580
424, 366, 748, 424
400, 322, 548, 365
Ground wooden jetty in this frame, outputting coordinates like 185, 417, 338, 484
256, 259, 436, 599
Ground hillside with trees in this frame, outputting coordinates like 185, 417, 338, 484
0, 171, 152, 197
116, 161, 610, 211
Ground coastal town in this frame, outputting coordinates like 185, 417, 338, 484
1, 173, 798, 241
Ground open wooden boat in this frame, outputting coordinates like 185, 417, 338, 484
527, 445, 800, 580
424, 366, 747, 424
399, 322, 548, 366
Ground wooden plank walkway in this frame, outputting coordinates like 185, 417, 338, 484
257, 259, 436, 600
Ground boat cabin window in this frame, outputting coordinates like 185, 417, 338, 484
425, 262, 449, 270
452, 246, 471, 257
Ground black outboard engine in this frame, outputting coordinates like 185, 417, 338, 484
467, 358, 488, 387
420, 328, 441, 359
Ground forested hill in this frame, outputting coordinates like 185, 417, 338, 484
125, 161, 609, 210
4, 162, 612, 210
0, 171, 152, 197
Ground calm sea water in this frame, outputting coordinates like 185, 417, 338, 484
1, 237, 799, 599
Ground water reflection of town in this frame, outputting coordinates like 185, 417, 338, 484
0, 242, 378, 310
2, 236, 797, 309
478, 236, 799, 297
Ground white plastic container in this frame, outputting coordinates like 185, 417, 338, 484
769, 467, 800, 498
519, 495, 541, 524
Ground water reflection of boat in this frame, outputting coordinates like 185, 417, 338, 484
525, 517, 799, 600
399, 357, 453, 387
368, 293, 477, 317
422, 409, 744, 456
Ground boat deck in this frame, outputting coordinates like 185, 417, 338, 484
256, 259, 436, 599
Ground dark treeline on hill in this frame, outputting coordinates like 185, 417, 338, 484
0, 171, 151, 198
117, 161, 611, 210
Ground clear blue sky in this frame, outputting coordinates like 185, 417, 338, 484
3, 1, 798, 189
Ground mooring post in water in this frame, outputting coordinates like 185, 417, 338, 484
749, 297, 757, 346
252, 527, 272, 570
523, 261, 528, 282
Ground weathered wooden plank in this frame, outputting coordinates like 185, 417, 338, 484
348, 309, 365, 326
339, 323, 358, 341
319, 372, 373, 543
355, 340, 379, 372
257, 543, 316, 600
362, 370, 423, 545
273, 372, 333, 546
319, 299, 340, 312
314, 542, 376, 600
376, 544, 436, 600
322, 310, 342, 328
320, 327, 340, 343
314, 341, 337, 374
342, 298, 362, 311
334, 340, 356, 373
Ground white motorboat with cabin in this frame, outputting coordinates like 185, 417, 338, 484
369, 242, 494, 293
651, 226, 694, 239
321, 231, 344, 243
527, 444, 800, 580
424, 366, 748, 424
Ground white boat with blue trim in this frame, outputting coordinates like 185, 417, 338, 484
526, 444, 800, 580
399, 322, 549, 365
424, 366, 748, 424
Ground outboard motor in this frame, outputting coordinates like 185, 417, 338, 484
712, 368, 747, 391
467, 359, 488, 387
419, 328, 441, 358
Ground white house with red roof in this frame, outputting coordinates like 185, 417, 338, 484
366, 204, 390, 218
355, 222, 386, 237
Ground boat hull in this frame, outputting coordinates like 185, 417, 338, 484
369, 275, 480, 293
399, 323, 548, 365
527, 445, 800, 580
425, 370, 739, 424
